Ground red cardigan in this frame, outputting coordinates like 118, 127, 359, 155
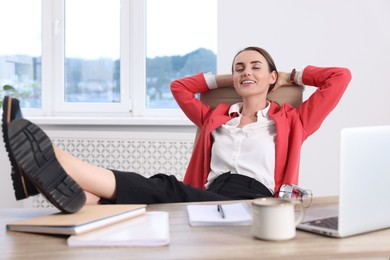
170, 66, 352, 194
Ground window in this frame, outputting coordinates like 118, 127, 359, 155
64, 0, 120, 103
0, 0, 41, 108
146, 0, 217, 109
0, 0, 217, 120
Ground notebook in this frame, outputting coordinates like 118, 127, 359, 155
67, 211, 170, 247
186, 202, 252, 226
7, 204, 146, 235
297, 125, 390, 238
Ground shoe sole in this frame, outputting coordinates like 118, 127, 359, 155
8, 119, 86, 213
2, 96, 39, 200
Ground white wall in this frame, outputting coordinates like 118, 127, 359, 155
217, 0, 390, 195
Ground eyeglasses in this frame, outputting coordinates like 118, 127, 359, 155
278, 184, 313, 208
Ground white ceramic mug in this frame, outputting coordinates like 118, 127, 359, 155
251, 197, 305, 241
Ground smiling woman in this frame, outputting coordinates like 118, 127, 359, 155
232, 47, 278, 104
1, 46, 351, 212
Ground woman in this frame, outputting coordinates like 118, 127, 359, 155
3, 47, 351, 213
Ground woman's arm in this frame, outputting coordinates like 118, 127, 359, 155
272, 66, 351, 138
272, 71, 300, 92
170, 73, 213, 128
297, 66, 352, 137
215, 74, 234, 88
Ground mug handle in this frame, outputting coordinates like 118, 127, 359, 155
293, 201, 305, 226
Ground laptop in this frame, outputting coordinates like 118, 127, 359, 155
297, 125, 390, 238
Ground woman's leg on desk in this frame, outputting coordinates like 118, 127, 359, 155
54, 146, 116, 204
55, 148, 227, 204
55, 146, 228, 204
6, 118, 228, 213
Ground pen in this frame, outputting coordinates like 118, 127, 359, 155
217, 204, 225, 219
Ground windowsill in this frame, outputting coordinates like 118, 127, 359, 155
28, 116, 194, 126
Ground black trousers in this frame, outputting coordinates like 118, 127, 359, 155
101, 171, 273, 204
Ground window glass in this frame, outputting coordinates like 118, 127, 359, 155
146, 0, 217, 108
0, 0, 41, 108
64, 0, 120, 103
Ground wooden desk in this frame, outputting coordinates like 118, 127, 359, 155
1, 197, 389, 259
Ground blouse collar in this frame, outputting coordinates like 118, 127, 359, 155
228, 101, 271, 119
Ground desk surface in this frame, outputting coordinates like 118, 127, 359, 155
1, 197, 390, 260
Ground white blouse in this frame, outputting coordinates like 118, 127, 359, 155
206, 102, 276, 193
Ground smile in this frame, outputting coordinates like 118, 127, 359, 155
241, 80, 256, 85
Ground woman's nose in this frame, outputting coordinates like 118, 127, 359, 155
243, 70, 251, 76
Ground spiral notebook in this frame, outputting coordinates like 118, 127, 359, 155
186, 202, 252, 226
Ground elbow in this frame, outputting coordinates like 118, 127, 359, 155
170, 79, 180, 93
341, 67, 352, 84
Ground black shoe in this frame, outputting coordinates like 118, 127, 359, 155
8, 118, 86, 213
2, 96, 39, 200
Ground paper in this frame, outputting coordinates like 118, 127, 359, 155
186, 203, 252, 226
67, 211, 170, 247
6, 204, 146, 235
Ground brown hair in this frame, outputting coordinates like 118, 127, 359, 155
232, 46, 278, 92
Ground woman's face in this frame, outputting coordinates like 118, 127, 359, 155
232, 50, 277, 98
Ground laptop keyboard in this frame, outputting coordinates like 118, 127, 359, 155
303, 216, 338, 230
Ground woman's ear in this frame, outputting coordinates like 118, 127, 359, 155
269, 71, 277, 85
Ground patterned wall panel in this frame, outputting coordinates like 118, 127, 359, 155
29, 137, 194, 208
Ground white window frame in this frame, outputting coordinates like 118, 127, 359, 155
34, 0, 188, 122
